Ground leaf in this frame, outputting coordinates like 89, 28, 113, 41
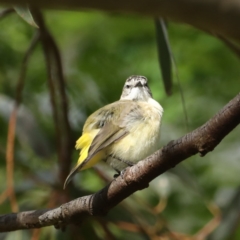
154, 18, 172, 95
14, 6, 38, 28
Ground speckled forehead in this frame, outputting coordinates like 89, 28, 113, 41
125, 75, 148, 84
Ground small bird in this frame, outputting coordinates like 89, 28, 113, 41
64, 75, 163, 189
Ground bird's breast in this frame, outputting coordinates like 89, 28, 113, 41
108, 99, 163, 169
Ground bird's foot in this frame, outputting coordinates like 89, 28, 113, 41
113, 169, 121, 178
113, 171, 125, 179
113, 168, 131, 179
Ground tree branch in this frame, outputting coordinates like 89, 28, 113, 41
1, 0, 240, 42
0, 8, 14, 19
0, 93, 239, 232
31, 8, 73, 187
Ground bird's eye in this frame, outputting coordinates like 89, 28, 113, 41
126, 85, 130, 89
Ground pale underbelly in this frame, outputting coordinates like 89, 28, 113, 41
106, 120, 161, 172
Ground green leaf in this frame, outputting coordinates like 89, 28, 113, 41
14, 6, 38, 28
154, 18, 172, 95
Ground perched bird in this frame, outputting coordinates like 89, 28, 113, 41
64, 75, 163, 189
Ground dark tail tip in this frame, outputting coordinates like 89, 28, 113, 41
63, 166, 79, 189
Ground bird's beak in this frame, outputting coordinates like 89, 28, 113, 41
135, 81, 143, 87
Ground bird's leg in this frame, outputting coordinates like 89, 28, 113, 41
113, 169, 121, 178
121, 159, 135, 167
109, 154, 135, 179
109, 154, 135, 167
113, 168, 127, 179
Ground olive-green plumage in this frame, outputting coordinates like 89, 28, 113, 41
64, 76, 163, 189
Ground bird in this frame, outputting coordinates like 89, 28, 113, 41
64, 75, 163, 189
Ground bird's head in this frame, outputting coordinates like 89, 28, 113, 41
120, 75, 152, 101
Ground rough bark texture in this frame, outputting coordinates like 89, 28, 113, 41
0, 93, 239, 232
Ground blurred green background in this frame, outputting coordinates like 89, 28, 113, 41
0, 8, 240, 240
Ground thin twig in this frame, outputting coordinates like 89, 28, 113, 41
194, 202, 221, 240
30, 228, 41, 240
0, 8, 14, 19
31, 8, 72, 188
5, 32, 40, 213
6, 109, 18, 212
172, 54, 189, 131
15, 32, 40, 104
217, 35, 240, 59
0, 190, 8, 205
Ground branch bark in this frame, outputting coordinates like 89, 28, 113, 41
0, 93, 240, 232
1, 0, 240, 42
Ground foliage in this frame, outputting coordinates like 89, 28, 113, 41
0, 8, 240, 239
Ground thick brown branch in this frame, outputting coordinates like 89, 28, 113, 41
1, 1, 240, 42
0, 93, 239, 232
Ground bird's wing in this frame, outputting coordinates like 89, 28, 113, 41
63, 101, 143, 188
87, 124, 128, 160
79, 100, 142, 169
79, 101, 134, 168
